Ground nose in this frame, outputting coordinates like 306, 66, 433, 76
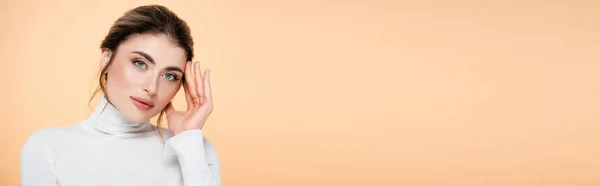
142, 74, 159, 96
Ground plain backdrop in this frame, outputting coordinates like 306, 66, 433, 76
1, 0, 599, 185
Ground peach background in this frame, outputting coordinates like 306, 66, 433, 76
1, 0, 600, 185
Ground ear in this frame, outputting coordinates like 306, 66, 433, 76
100, 48, 113, 69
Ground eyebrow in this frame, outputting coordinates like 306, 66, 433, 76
165, 66, 183, 74
132, 51, 155, 64
132, 51, 184, 74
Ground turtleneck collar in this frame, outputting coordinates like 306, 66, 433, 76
88, 95, 155, 138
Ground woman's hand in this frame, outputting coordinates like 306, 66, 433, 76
165, 61, 213, 136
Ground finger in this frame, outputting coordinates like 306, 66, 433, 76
165, 102, 176, 116
203, 69, 213, 105
184, 61, 199, 107
194, 62, 204, 105
183, 83, 193, 112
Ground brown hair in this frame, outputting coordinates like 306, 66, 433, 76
90, 5, 194, 140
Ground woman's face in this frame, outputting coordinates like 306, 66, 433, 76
101, 33, 187, 122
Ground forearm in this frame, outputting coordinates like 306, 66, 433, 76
167, 129, 220, 186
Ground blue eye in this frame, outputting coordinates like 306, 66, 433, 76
134, 60, 146, 69
164, 73, 178, 81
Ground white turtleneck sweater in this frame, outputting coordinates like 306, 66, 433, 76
20, 96, 221, 186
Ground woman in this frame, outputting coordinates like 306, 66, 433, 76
20, 5, 221, 186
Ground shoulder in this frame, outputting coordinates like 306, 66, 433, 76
23, 127, 66, 146
21, 127, 66, 157
22, 125, 79, 152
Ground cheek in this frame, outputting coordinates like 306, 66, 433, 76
108, 63, 144, 89
157, 81, 180, 100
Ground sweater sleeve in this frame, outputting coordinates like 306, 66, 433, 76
166, 129, 221, 186
20, 131, 59, 186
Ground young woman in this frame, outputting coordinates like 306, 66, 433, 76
20, 5, 221, 186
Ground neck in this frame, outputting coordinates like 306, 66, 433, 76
89, 95, 154, 138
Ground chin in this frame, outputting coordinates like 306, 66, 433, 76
122, 108, 155, 123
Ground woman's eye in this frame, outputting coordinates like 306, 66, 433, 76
164, 73, 179, 81
133, 60, 147, 69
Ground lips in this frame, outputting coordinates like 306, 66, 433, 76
130, 96, 154, 110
